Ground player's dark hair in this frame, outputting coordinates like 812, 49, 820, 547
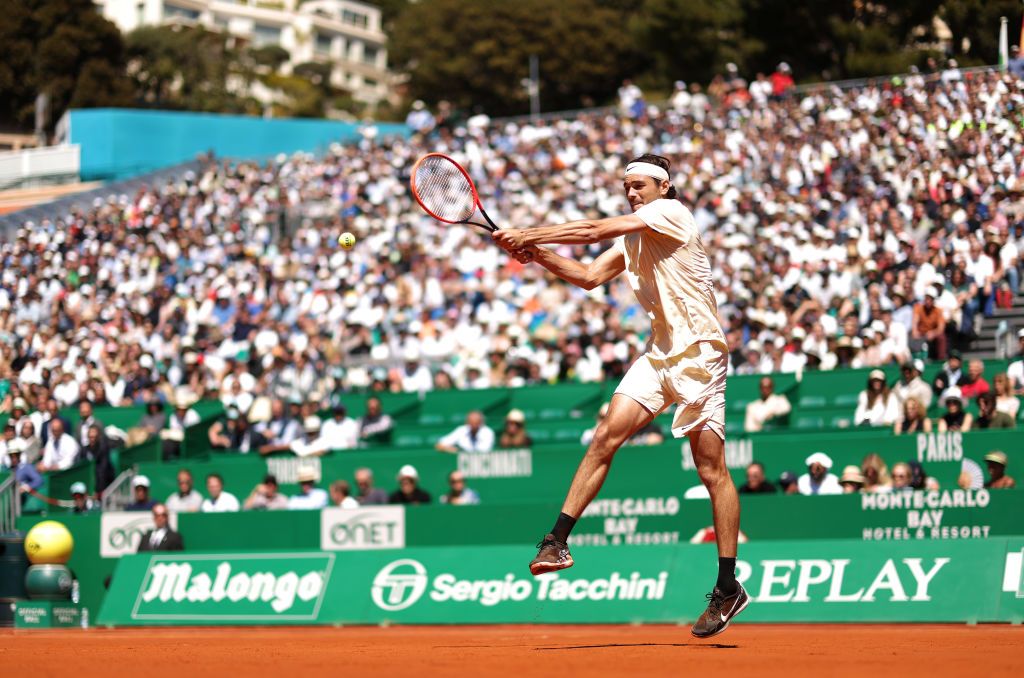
627, 153, 677, 199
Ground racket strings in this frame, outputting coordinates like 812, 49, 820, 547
413, 157, 476, 222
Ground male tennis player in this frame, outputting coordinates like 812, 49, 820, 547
493, 154, 746, 638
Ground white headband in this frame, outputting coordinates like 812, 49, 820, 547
624, 162, 669, 182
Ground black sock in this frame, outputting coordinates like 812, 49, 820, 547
550, 512, 577, 543
717, 557, 738, 595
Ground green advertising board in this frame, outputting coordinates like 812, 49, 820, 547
97, 538, 1024, 626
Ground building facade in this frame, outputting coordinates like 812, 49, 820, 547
93, 0, 391, 106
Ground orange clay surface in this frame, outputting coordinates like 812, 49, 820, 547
2, 624, 1022, 677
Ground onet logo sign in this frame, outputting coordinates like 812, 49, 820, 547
320, 506, 405, 551
131, 553, 335, 621
101, 511, 179, 558
371, 559, 429, 611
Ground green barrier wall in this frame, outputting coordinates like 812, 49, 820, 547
131, 428, 1022, 507
19, 490, 1023, 621
96, 538, 1024, 625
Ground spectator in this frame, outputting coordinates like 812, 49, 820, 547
389, 464, 431, 504
161, 392, 201, 460
912, 291, 947, 360
797, 452, 842, 495
71, 401, 105, 449
37, 418, 79, 472
208, 408, 268, 453
319, 404, 360, 451
138, 399, 167, 437
893, 360, 932, 410
16, 419, 41, 465
77, 424, 116, 494
125, 475, 157, 511
983, 451, 1016, 489
628, 420, 665, 446
894, 396, 932, 434
358, 396, 393, 445
769, 62, 794, 98
69, 481, 98, 513
435, 410, 495, 453
854, 369, 899, 427
287, 468, 329, 510
992, 373, 1019, 420
354, 467, 389, 505
1009, 45, 1024, 79
244, 474, 289, 510
581, 403, 609, 445
743, 376, 792, 432
891, 462, 912, 491
839, 466, 865, 494
860, 453, 892, 493
165, 469, 203, 513
439, 470, 480, 505
1007, 330, 1024, 394
6, 443, 43, 502
959, 360, 991, 400
137, 503, 184, 552
400, 350, 432, 393
498, 409, 532, 448
778, 471, 799, 495
329, 480, 360, 508
933, 350, 964, 397
738, 461, 776, 494
290, 415, 326, 457
937, 387, 972, 432
256, 399, 303, 455
617, 78, 644, 118
201, 473, 240, 512
975, 392, 1016, 430
405, 100, 435, 135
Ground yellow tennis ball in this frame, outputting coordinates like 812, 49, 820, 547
24, 520, 74, 565
338, 232, 356, 250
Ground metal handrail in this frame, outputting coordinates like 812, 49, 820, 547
0, 473, 20, 534
101, 468, 136, 512
994, 320, 1012, 359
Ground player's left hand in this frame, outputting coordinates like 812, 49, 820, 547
493, 229, 526, 251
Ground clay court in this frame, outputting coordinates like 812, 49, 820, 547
4, 624, 1021, 677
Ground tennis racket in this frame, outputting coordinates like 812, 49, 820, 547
410, 153, 499, 233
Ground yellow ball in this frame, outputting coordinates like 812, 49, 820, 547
338, 232, 356, 250
24, 520, 74, 565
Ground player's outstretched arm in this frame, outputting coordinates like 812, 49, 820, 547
493, 213, 646, 249
523, 245, 625, 291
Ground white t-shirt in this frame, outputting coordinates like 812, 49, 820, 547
201, 492, 241, 512
797, 473, 843, 495
165, 490, 203, 513
438, 424, 495, 452
621, 199, 726, 359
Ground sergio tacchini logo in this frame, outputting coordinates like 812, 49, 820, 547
371, 558, 428, 611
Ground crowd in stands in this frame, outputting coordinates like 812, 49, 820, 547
739, 447, 1016, 496
1, 62, 1024, 504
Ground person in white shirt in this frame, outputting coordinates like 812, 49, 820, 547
797, 452, 843, 495
892, 360, 932, 409
287, 468, 328, 510
329, 480, 360, 508
37, 418, 80, 472
744, 377, 792, 432
201, 473, 240, 512
399, 351, 433, 394
493, 154, 742, 636
435, 410, 495, 453
318, 405, 360, 450
854, 369, 900, 427
1008, 329, 1024, 394
165, 469, 203, 513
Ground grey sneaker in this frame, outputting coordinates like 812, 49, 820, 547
691, 583, 749, 638
529, 533, 573, 575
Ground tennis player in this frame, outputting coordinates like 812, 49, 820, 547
493, 154, 747, 638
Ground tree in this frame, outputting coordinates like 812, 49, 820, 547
0, 0, 132, 132
630, 0, 755, 86
390, 0, 640, 115
941, 0, 1024, 65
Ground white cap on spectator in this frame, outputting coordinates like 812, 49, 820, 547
303, 416, 322, 433
70, 481, 87, 495
398, 464, 419, 480
132, 475, 150, 488
1017, 328, 1024, 339
805, 452, 833, 469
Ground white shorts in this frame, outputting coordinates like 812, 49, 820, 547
614, 341, 728, 440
